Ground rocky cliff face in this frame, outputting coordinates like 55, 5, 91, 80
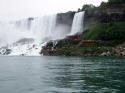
57, 12, 75, 26
84, 8, 125, 28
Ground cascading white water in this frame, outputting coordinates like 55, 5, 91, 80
30, 15, 57, 41
0, 12, 85, 56
68, 11, 85, 36
0, 14, 58, 56
15, 19, 30, 30
0, 22, 34, 47
0, 15, 57, 46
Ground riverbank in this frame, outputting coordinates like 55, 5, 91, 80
40, 37, 125, 57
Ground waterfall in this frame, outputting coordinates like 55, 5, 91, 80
30, 15, 57, 40
0, 12, 85, 56
15, 19, 30, 30
0, 22, 34, 47
68, 11, 85, 36
0, 14, 58, 55
0, 14, 57, 46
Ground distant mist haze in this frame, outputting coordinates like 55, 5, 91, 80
0, 0, 107, 21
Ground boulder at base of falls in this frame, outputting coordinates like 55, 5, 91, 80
0, 47, 12, 55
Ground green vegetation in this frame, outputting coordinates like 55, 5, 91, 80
80, 0, 125, 45
99, 0, 125, 8
80, 0, 125, 11
108, 0, 125, 5
51, 45, 113, 56
81, 4, 96, 11
81, 22, 125, 41
55, 39, 80, 48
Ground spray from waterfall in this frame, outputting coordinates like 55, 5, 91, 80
0, 22, 35, 47
30, 15, 57, 42
0, 14, 58, 47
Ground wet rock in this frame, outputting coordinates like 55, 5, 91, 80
0, 47, 11, 55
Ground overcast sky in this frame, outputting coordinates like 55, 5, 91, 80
0, 0, 107, 21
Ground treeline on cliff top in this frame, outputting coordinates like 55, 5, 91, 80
79, 0, 125, 43
79, 0, 125, 11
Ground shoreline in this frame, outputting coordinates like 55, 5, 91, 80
40, 39, 125, 57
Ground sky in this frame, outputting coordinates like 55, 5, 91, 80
0, 0, 108, 21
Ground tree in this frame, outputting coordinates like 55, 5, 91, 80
108, 0, 125, 5
100, 2, 107, 9
82, 4, 95, 11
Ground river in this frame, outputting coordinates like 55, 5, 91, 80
0, 56, 125, 93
